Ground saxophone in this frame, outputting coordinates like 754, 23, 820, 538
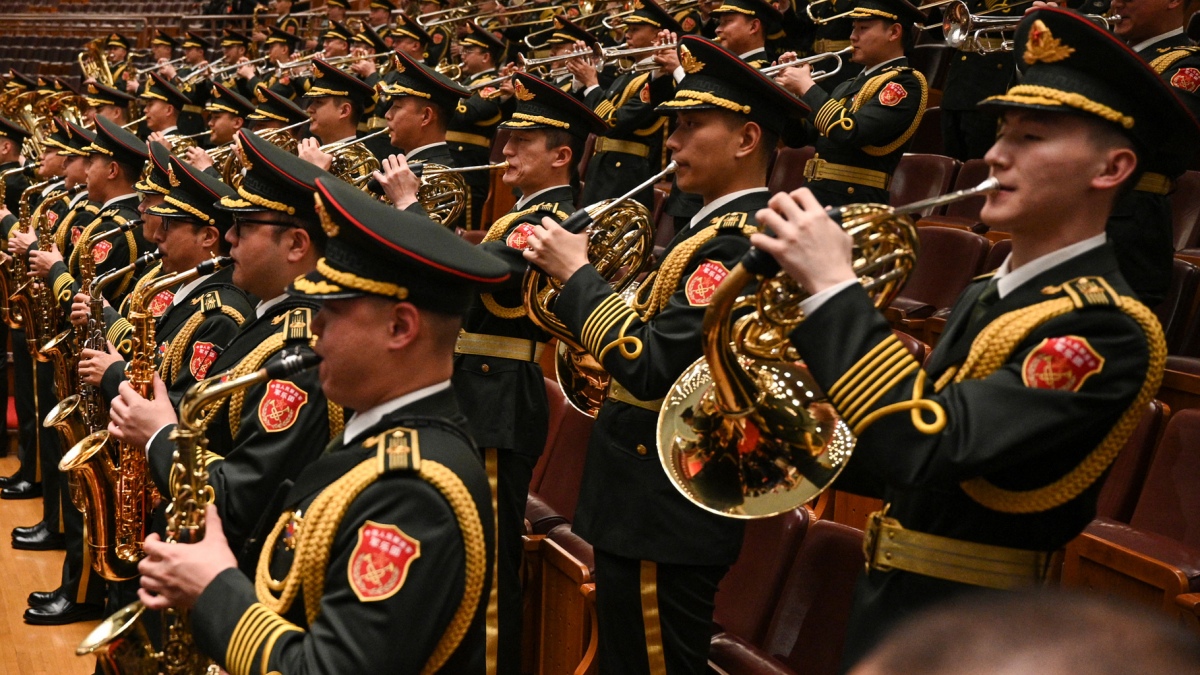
7, 179, 53, 338
60, 256, 231, 581
36, 185, 92, 401
75, 351, 322, 675
0, 164, 35, 328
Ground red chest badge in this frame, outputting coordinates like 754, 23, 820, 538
189, 341, 218, 379
46, 211, 58, 228
1021, 336, 1105, 392
432, 31, 444, 44
684, 260, 730, 306
878, 81, 907, 107
348, 521, 421, 602
506, 222, 537, 250
148, 290, 173, 317
1171, 67, 1200, 93
70, 226, 82, 245
257, 379, 309, 433
91, 240, 112, 263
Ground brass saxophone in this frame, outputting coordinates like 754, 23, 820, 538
36, 185, 92, 399
522, 163, 674, 416
0, 164, 35, 328
657, 179, 1000, 518
60, 257, 231, 581
75, 351, 323, 675
7, 178, 53, 338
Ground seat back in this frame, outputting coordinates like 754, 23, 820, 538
895, 226, 990, 311
908, 43, 954, 90
983, 237, 1011, 273
762, 520, 865, 675
942, 159, 991, 220
907, 106, 943, 155
1095, 400, 1167, 523
530, 377, 569, 494
892, 328, 928, 364
1129, 409, 1200, 546
1153, 258, 1200, 353
712, 508, 811, 647
890, 154, 960, 217
1172, 170, 1200, 250
530, 390, 596, 523
768, 146, 816, 194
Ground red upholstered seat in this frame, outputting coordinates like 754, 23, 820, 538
525, 379, 595, 534
886, 225, 990, 322
767, 146, 816, 194
889, 153, 960, 218
1153, 258, 1200, 354
1095, 400, 1167, 523
1172, 170, 1200, 250
907, 106, 943, 155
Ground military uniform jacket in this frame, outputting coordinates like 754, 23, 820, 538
941, 0, 1019, 111
453, 186, 575, 457
146, 295, 341, 558
99, 266, 256, 404
449, 70, 505, 230
579, 69, 674, 207
424, 24, 453, 68
552, 192, 768, 565
192, 387, 494, 674
97, 260, 168, 363
793, 58, 928, 206
46, 196, 109, 316
48, 195, 148, 310
788, 245, 1151, 656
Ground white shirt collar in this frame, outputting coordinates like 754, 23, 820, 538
42, 180, 64, 197
688, 187, 769, 230
1131, 27, 1184, 54
255, 293, 288, 319
992, 233, 1108, 299
407, 141, 447, 159
515, 184, 570, 210
740, 47, 767, 60
342, 380, 453, 444
69, 191, 88, 208
161, 125, 179, 135
862, 56, 904, 78
171, 272, 213, 306
101, 193, 137, 210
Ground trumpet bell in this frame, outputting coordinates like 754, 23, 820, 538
416, 163, 467, 228
658, 356, 854, 518
943, 0, 973, 49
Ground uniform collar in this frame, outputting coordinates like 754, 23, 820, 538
992, 232, 1108, 299
515, 184, 571, 210
255, 292, 288, 319
862, 55, 905, 78
688, 187, 768, 230
1131, 27, 1184, 54
342, 380, 453, 444
101, 192, 138, 210
171, 271, 213, 306
407, 141, 448, 160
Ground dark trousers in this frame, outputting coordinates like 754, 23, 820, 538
59, 465, 104, 604
941, 109, 999, 162
490, 448, 536, 675
593, 548, 729, 675
11, 328, 37, 484
33, 358, 62, 530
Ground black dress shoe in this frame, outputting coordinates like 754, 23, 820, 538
1, 480, 41, 500
12, 522, 65, 551
0, 472, 18, 489
27, 589, 60, 607
23, 596, 102, 625
11, 520, 46, 538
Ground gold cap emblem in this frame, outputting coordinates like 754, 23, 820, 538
311, 65, 324, 79
680, 46, 703, 74
314, 192, 339, 237
1024, 20, 1075, 65
514, 80, 535, 101
168, 164, 180, 187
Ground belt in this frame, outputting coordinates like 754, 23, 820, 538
182, 104, 204, 114
446, 131, 492, 148
1134, 172, 1173, 196
803, 156, 892, 190
863, 509, 1049, 590
593, 137, 651, 159
454, 330, 546, 363
958, 36, 1006, 52
813, 39, 852, 53
607, 380, 664, 412
365, 116, 389, 130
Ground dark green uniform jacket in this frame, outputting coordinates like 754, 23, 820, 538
49, 194, 149, 310
448, 70, 505, 230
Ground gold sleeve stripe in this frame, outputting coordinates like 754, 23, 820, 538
581, 294, 628, 354
107, 318, 134, 346
844, 360, 920, 430
595, 99, 616, 120
259, 624, 300, 675
814, 99, 841, 132
227, 603, 304, 675
827, 336, 903, 399
837, 348, 914, 420
588, 300, 638, 357
52, 272, 74, 298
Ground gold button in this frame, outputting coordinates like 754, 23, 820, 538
997, 63, 1003, 69
481, 363, 490, 373
847, 187, 855, 194
961, 55, 967, 61
636, 444, 648, 455
615, 161, 621, 168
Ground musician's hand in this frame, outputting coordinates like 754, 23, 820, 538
774, 62, 815, 96
522, 216, 590, 282
8, 229, 34, 256
237, 60, 257, 80
125, 78, 140, 93
252, 30, 268, 42
375, 154, 421, 210
109, 373, 177, 449
78, 343, 124, 388
498, 64, 517, 98
70, 292, 92, 326
350, 58, 376, 77
297, 137, 333, 171
158, 63, 177, 80
777, 51, 798, 64
138, 505, 237, 611
148, 131, 169, 147
751, 187, 855, 295
186, 146, 215, 171
653, 30, 680, 75
567, 54, 599, 88
27, 245, 62, 278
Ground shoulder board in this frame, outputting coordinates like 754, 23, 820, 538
710, 211, 749, 230
283, 306, 313, 343
82, 203, 101, 214
883, 65, 916, 73
1041, 276, 1120, 308
196, 289, 224, 314
99, 209, 128, 224
534, 202, 570, 218
1149, 47, 1200, 75
367, 426, 422, 474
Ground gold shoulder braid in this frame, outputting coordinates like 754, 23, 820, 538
633, 222, 760, 321
159, 292, 247, 385
479, 203, 570, 319
254, 426, 486, 674
941, 276, 1166, 514
1148, 47, 1200, 75
856, 68, 929, 157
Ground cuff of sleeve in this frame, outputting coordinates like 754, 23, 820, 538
799, 278, 859, 318
673, 66, 685, 83
584, 84, 601, 97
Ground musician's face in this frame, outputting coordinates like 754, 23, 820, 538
501, 129, 567, 192
37, 149, 65, 179
137, 194, 165, 244
625, 24, 658, 48
306, 97, 350, 143
143, 99, 176, 132
715, 14, 759, 54
152, 45, 173, 60
224, 45, 247, 62
154, 218, 210, 274
460, 45, 490, 73
370, 7, 390, 24
393, 36, 424, 59
328, 5, 347, 20
63, 154, 88, 188
1108, 0, 1175, 44
184, 46, 206, 64
324, 37, 349, 57
97, 104, 127, 124
312, 295, 402, 411
106, 46, 126, 63
849, 18, 901, 66
268, 42, 290, 62
84, 154, 115, 197
225, 212, 298, 296
385, 96, 426, 150
208, 111, 243, 145
666, 110, 753, 199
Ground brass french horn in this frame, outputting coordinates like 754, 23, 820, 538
657, 179, 1000, 518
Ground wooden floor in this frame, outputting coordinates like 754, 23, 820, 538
0, 454, 99, 675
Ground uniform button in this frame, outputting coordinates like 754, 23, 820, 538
458, 145, 464, 151
481, 363, 490, 373
997, 64, 1003, 69
615, 161, 622, 168
961, 55, 968, 61
847, 187, 855, 194
636, 444, 648, 455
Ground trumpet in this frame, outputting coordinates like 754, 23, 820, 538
420, 3, 550, 27
804, 0, 858, 25
274, 50, 326, 72
657, 178, 1001, 518
410, 161, 509, 176
134, 55, 188, 76
207, 54, 273, 77
517, 43, 604, 74
179, 56, 226, 84
760, 47, 853, 78
602, 40, 679, 61
320, 51, 395, 69
942, 1, 1121, 52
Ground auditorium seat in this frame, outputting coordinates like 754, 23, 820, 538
885, 225, 989, 332
891, 327, 929, 364
1158, 356, 1200, 413
983, 236, 1011, 272
1095, 400, 1168, 523
907, 106, 942, 155
708, 520, 866, 675
907, 43, 954, 91
1061, 409, 1200, 618
525, 379, 596, 534
1153, 258, 1200, 354
535, 525, 597, 675
712, 508, 811, 648
914, 158, 991, 231
889, 153, 960, 218
1172, 170, 1200, 250
767, 145, 815, 194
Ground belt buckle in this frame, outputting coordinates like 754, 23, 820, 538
862, 506, 892, 574
803, 157, 824, 181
